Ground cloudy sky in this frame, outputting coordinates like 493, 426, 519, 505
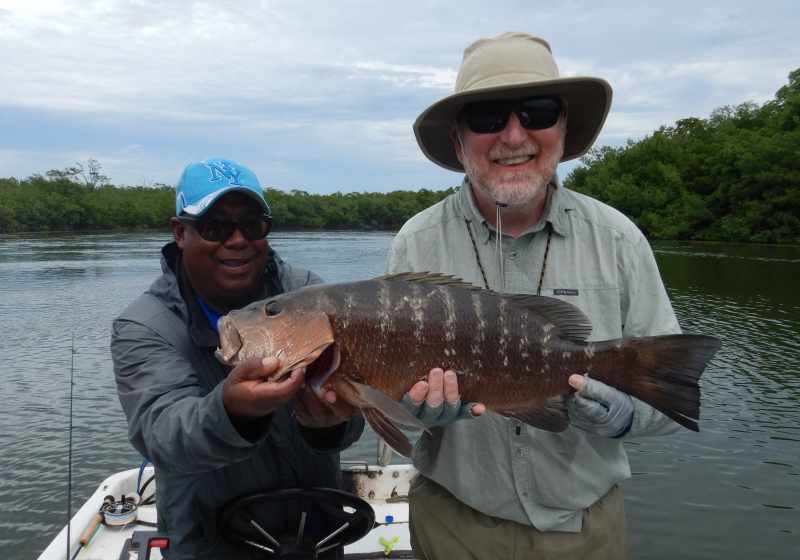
1, 0, 798, 193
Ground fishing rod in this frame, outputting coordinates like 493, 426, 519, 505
66, 332, 77, 560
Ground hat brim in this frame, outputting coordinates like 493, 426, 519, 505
180, 186, 270, 217
413, 77, 612, 172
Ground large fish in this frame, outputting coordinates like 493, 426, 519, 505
216, 273, 721, 456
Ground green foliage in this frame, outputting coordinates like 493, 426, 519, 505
565, 68, 800, 244
4, 70, 798, 242
0, 172, 453, 234
0, 174, 175, 232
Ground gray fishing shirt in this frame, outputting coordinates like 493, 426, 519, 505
386, 179, 682, 532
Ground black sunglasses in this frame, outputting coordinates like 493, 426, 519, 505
461, 96, 563, 134
179, 213, 272, 242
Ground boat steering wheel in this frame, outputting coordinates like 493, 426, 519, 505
218, 488, 375, 558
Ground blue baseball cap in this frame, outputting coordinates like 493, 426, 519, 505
175, 158, 271, 217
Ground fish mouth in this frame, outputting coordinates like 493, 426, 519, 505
306, 344, 342, 397
271, 340, 336, 382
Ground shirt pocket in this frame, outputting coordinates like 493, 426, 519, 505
543, 286, 623, 341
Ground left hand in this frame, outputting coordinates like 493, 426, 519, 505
567, 374, 634, 438
403, 368, 486, 428
293, 381, 357, 429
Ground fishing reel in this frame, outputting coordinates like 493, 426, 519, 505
100, 494, 139, 526
218, 488, 375, 559
79, 494, 141, 548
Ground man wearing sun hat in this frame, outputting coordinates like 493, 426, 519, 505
388, 34, 684, 558
112, 158, 363, 558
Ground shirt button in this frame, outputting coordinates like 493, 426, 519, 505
509, 251, 517, 259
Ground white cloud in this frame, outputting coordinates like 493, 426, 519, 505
0, 0, 798, 189
348, 62, 456, 90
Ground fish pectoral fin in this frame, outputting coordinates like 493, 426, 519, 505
351, 382, 428, 432
363, 408, 414, 458
496, 397, 569, 432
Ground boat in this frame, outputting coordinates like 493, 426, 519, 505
38, 443, 418, 559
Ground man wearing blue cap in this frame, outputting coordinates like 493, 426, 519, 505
111, 158, 364, 558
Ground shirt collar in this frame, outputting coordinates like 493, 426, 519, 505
458, 176, 572, 241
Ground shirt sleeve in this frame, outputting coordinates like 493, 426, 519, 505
112, 319, 273, 474
619, 234, 684, 438
386, 234, 410, 274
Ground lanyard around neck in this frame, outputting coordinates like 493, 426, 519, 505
464, 218, 552, 295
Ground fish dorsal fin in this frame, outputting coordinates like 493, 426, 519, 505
378, 272, 481, 290
379, 272, 591, 341
505, 294, 592, 342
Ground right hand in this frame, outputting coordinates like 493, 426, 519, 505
223, 357, 305, 419
402, 367, 486, 428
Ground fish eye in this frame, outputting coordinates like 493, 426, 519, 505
265, 301, 281, 317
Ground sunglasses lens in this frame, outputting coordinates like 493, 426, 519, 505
463, 97, 561, 134
463, 101, 510, 134
518, 97, 561, 130
238, 217, 272, 240
198, 219, 234, 242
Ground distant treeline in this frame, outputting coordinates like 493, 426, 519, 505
1, 69, 798, 242
564, 69, 800, 244
0, 170, 453, 233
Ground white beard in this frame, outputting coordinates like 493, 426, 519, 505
461, 138, 562, 208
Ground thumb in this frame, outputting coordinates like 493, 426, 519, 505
568, 374, 586, 392
231, 357, 282, 382
574, 376, 616, 405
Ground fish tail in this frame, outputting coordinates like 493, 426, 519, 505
589, 334, 721, 431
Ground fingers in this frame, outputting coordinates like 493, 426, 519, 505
571, 376, 616, 405
223, 364, 306, 419
426, 368, 445, 408
469, 402, 486, 416
263, 367, 306, 397
443, 370, 459, 404
403, 367, 483, 427
294, 386, 355, 428
406, 381, 429, 405
570, 393, 607, 421
231, 356, 283, 382
426, 368, 460, 407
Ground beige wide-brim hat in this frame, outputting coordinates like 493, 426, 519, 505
414, 32, 613, 172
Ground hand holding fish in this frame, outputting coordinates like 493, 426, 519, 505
222, 356, 305, 419
293, 386, 357, 429
567, 374, 635, 438
402, 368, 486, 428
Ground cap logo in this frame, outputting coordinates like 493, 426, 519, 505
205, 160, 243, 186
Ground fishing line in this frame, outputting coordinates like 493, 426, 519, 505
495, 201, 508, 290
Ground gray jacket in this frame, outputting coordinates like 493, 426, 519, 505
112, 242, 364, 558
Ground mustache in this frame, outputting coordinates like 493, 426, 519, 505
489, 144, 538, 160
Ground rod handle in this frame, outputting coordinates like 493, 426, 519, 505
79, 513, 103, 546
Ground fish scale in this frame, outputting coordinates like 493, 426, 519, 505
217, 273, 721, 457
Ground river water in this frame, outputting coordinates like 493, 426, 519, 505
0, 231, 798, 559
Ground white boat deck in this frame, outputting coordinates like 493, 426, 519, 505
38, 463, 417, 560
